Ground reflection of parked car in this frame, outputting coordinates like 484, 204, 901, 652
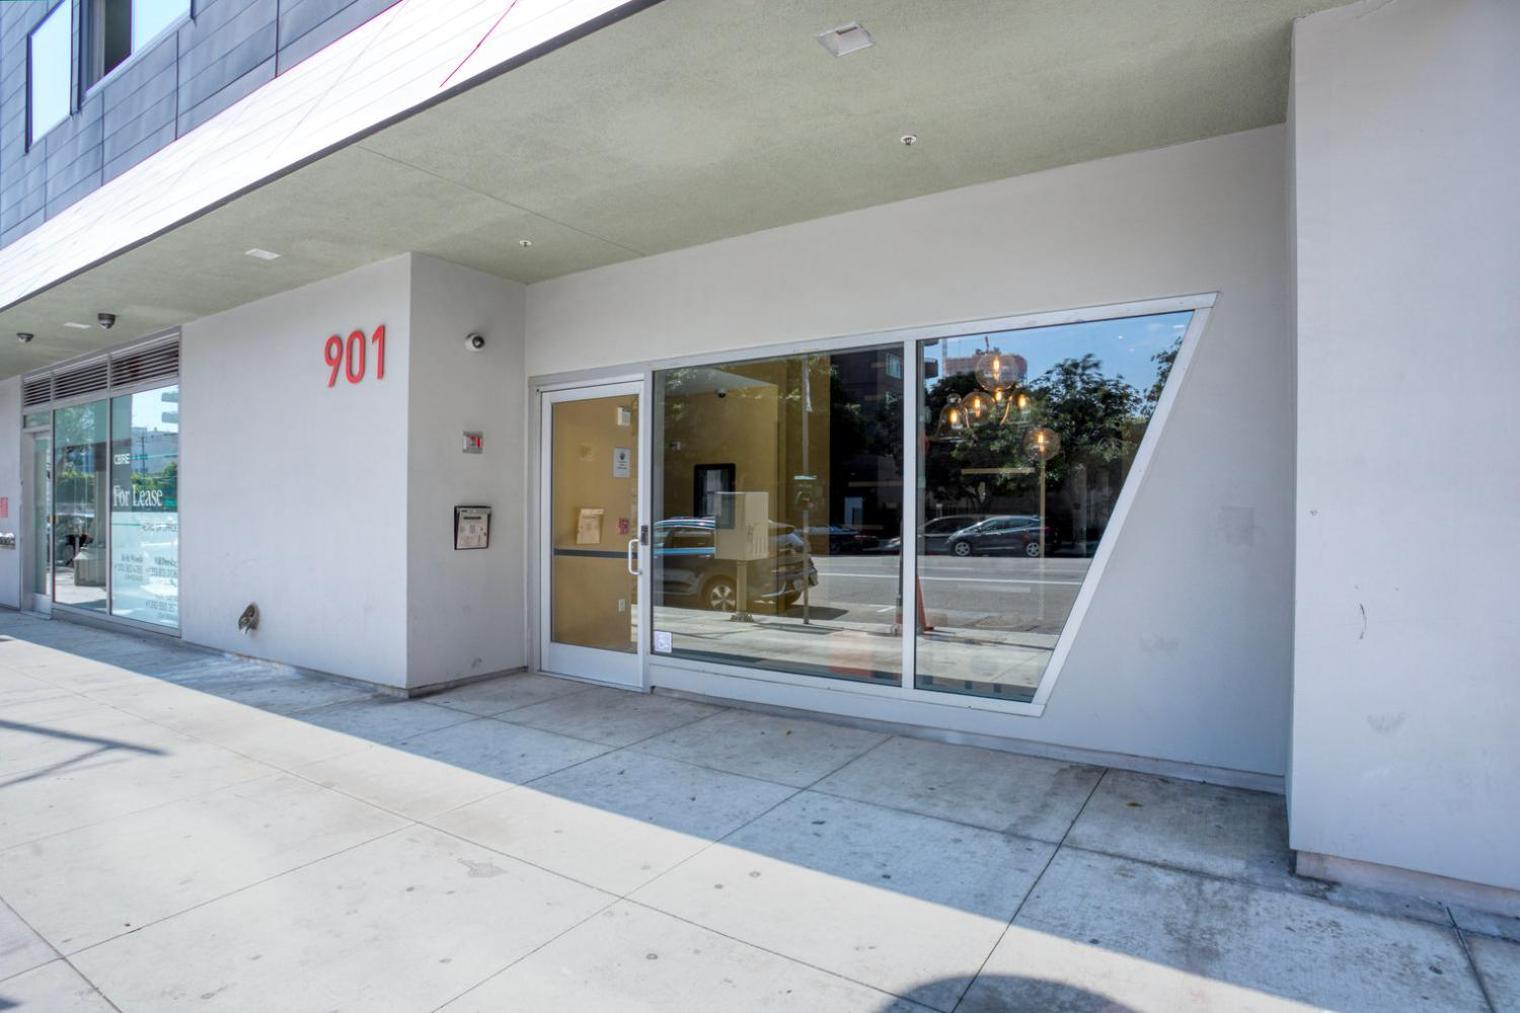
944, 515, 1054, 558
883, 514, 985, 555
804, 524, 879, 555
655, 518, 819, 612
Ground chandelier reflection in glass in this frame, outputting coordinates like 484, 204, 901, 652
935, 346, 1033, 441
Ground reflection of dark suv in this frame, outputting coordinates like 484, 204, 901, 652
654, 518, 818, 612
944, 515, 1054, 558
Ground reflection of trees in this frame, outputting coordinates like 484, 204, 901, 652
924, 339, 1180, 552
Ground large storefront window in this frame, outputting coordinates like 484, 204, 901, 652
653, 346, 903, 683
53, 402, 110, 612
915, 311, 1192, 701
110, 385, 180, 628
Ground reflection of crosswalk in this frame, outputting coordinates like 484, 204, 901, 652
650, 605, 1056, 693
814, 569, 1082, 587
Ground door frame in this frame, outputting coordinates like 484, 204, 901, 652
21, 427, 52, 615
535, 376, 652, 689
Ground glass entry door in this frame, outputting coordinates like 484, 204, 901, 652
25, 431, 52, 613
539, 381, 647, 686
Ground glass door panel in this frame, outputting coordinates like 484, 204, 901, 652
53, 401, 110, 612
541, 384, 645, 686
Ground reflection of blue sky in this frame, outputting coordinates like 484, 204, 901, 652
131, 387, 180, 433
923, 311, 1192, 393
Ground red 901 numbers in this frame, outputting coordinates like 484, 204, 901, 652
325, 325, 386, 387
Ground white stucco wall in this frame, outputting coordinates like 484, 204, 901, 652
406, 255, 528, 688
527, 126, 1296, 777
1290, 0, 1520, 891
181, 256, 413, 687
0, 377, 20, 609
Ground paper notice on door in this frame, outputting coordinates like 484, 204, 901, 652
612, 447, 631, 478
576, 507, 604, 545
653, 630, 673, 654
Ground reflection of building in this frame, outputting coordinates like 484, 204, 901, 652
128, 428, 179, 477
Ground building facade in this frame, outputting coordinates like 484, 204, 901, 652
0, 0, 1515, 913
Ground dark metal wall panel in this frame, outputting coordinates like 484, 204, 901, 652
276, 0, 392, 72
0, 0, 399, 250
176, 53, 272, 134
0, 2, 49, 244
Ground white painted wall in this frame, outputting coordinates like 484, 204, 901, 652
181, 256, 413, 687
1290, 0, 1520, 891
0, 377, 20, 608
406, 255, 528, 688
528, 126, 1296, 777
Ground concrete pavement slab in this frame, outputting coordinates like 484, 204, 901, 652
0, 703, 187, 780
635, 707, 890, 787
293, 697, 475, 744
148, 667, 374, 715
0, 772, 406, 952
441, 900, 929, 1012
0, 898, 54, 980
1065, 770, 1455, 925
1066, 770, 1291, 882
496, 685, 723, 747
1453, 903, 1520, 945
0, 669, 75, 708
974, 848, 1487, 1013
398, 714, 611, 783
814, 735, 1102, 842
0, 960, 116, 1012
292, 741, 513, 821
0, 737, 273, 850
633, 790, 1052, 1011
1468, 934, 1520, 1013
434, 750, 796, 894
70, 826, 612, 1013
428, 671, 596, 716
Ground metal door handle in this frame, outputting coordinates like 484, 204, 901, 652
627, 538, 640, 576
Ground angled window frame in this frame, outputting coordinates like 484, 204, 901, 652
27, 0, 75, 150
529, 293, 1216, 721
80, 0, 193, 98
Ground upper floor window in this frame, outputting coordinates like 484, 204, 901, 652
84, 0, 190, 88
28, 2, 72, 147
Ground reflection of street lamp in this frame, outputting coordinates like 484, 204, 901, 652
1024, 427, 1061, 557
961, 389, 995, 427
1024, 427, 1061, 623
934, 393, 968, 440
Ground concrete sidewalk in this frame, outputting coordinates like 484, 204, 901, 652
1, 613, 1515, 1012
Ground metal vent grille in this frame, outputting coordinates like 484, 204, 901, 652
21, 375, 52, 408
52, 359, 110, 401
111, 341, 179, 387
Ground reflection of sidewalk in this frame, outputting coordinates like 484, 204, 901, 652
653, 606, 1054, 696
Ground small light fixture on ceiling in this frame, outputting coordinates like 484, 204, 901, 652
16, 332, 34, 344
816, 22, 873, 57
900, 134, 918, 147
518, 239, 533, 248
97, 312, 116, 329
63, 321, 92, 330
245, 248, 281, 261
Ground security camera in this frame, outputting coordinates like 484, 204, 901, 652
16, 332, 33, 344
715, 388, 728, 399
466, 333, 486, 351
97, 313, 116, 329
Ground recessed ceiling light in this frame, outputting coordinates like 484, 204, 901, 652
519, 239, 533, 248
900, 134, 918, 146
817, 22, 873, 57
245, 248, 281, 260
16, 332, 34, 344
64, 321, 92, 329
